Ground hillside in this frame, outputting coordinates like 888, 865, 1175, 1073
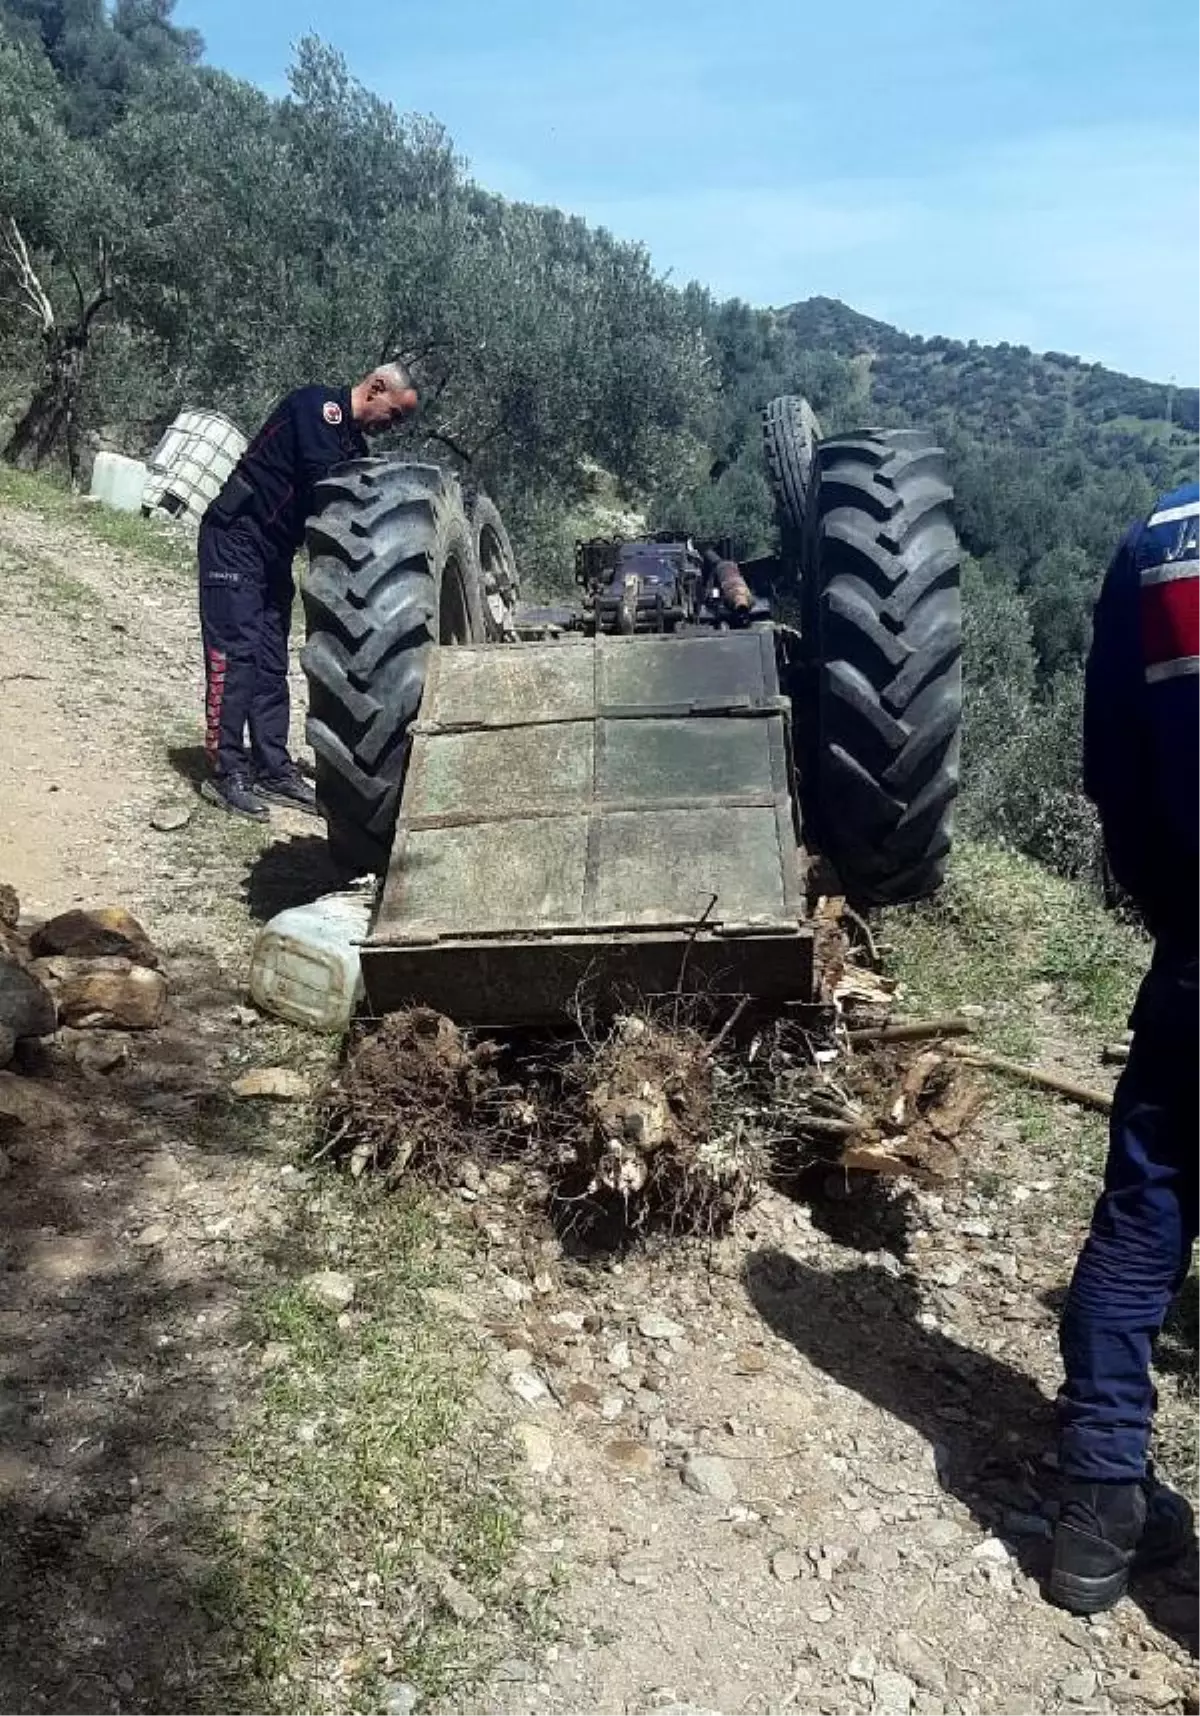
2, 13, 1198, 1712
781, 295, 1199, 455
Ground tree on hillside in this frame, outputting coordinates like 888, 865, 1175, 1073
93, 37, 713, 508
0, 0, 200, 132
0, 24, 128, 471
0, 7, 1188, 905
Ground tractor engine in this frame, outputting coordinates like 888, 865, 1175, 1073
575, 535, 765, 635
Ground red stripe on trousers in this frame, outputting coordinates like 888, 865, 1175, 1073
205, 646, 228, 762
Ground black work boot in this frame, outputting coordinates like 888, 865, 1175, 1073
1049, 1473, 1194, 1614
253, 762, 318, 815
200, 769, 269, 822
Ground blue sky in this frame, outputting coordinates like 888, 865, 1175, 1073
177, 0, 1199, 382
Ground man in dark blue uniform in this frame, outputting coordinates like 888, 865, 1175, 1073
199, 363, 419, 818
1050, 481, 1198, 1614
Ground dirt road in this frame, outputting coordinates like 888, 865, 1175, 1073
0, 490, 1195, 1716
0, 495, 342, 1712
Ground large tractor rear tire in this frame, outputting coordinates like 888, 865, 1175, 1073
763, 395, 822, 552
301, 459, 486, 879
804, 431, 962, 906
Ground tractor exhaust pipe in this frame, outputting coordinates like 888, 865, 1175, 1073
704, 548, 753, 624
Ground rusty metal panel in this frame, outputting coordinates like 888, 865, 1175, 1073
587, 807, 792, 929
421, 641, 594, 729
596, 715, 777, 803
596, 630, 781, 712
380, 815, 589, 939
368, 630, 814, 1023
406, 721, 592, 819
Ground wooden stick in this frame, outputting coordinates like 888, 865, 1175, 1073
701, 995, 750, 1061
948, 1045, 1112, 1114
850, 1015, 976, 1046
674, 891, 718, 1014
790, 1113, 862, 1139
842, 904, 881, 970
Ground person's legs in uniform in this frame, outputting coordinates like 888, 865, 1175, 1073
198, 519, 269, 820
1051, 950, 1198, 1612
249, 568, 316, 812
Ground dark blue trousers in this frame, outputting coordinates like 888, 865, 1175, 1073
198, 517, 293, 780
1058, 946, 1198, 1482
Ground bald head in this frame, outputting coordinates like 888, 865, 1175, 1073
351, 362, 419, 434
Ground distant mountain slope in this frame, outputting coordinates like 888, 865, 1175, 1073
778, 295, 1199, 457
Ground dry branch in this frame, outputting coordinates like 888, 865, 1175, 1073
849, 1015, 976, 1047
1, 217, 54, 333
789, 1113, 862, 1140
948, 1044, 1113, 1114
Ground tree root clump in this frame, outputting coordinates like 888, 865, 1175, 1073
556, 1014, 769, 1236
320, 1007, 518, 1182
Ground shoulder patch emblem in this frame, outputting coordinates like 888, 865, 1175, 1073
322, 400, 343, 425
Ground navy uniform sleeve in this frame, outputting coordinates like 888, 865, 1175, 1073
1083, 524, 1154, 907
1086, 487, 1200, 944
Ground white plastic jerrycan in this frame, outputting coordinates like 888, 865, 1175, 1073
248, 889, 373, 1032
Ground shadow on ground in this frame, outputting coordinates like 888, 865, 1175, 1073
166, 742, 209, 790
0, 950, 308, 1712
745, 1249, 1199, 1657
1157, 1272, 1199, 1386
779, 1166, 918, 1258
243, 833, 343, 923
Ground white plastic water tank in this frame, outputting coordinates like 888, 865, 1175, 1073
143, 407, 247, 528
248, 890, 374, 1032
90, 450, 149, 512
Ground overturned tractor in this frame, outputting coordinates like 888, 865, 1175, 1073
299, 399, 962, 1026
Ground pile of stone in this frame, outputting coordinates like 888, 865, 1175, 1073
0, 884, 167, 1072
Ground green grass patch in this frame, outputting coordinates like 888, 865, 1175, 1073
215, 1186, 530, 1714
880, 840, 1143, 1174
38, 561, 101, 622
881, 839, 1146, 1054
0, 462, 73, 512
0, 461, 193, 575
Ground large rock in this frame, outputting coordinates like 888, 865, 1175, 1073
301, 1270, 356, 1312
230, 1066, 309, 1101
31, 956, 167, 1030
0, 1025, 15, 1068
0, 925, 29, 967
0, 1071, 69, 1129
681, 1454, 737, 1501
30, 907, 159, 969
0, 957, 57, 1040
69, 1031, 130, 1074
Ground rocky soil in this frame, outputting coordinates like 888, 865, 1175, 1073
449, 1130, 1197, 1716
0, 489, 1195, 1716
